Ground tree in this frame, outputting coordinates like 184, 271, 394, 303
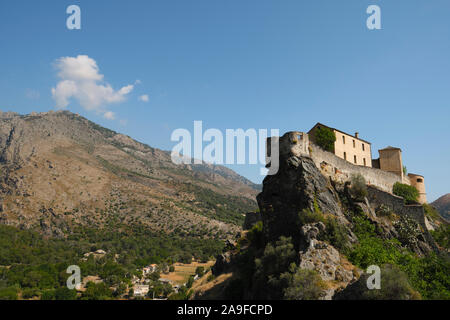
148, 271, 160, 281
393, 182, 419, 204
54, 287, 77, 300
364, 265, 420, 300
186, 275, 194, 288
195, 266, 204, 277
253, 237, 297, 299
283, 266, 326, 300
82, 282, 113, 300
0, 286, 18, 300
314, 127, 336, 152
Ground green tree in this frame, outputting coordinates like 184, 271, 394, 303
186, 275, 195, 288
82, 282, 113, 300
0, 286, 18, 300
393, 182, 419, 204
195, 266, 205, 277
283, 265, 326, 300
253, 237, 297, 299
430, 224, 450, 250
54, 287, 77, 300
40, 289, 55, 300
314, 127, 336, 152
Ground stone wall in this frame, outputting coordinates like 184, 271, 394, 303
367, 186, 438, 251
309, 144, 402, 194
275, 132, 416, 196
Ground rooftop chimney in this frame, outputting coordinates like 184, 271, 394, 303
355, 132, 359, 139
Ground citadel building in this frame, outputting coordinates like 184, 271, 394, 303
274, 123, 427, 204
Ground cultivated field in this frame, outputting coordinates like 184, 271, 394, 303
160, 261, 215, 285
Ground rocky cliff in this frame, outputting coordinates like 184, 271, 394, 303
198, 135, 447, 300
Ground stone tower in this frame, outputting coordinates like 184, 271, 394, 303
408, 173, 427, 204
378, 146, 404, 179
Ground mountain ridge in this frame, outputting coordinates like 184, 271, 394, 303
0, 109, 258, 239
431, 193, 450, 221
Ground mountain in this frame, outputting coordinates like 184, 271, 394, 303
0, 110, 259, 239
431, 194, 450, 221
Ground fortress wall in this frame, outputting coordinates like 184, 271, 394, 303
309, 144, 401, 194
367, 186, 437, 249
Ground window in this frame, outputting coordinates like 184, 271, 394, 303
297, 134, 302, 140
344, 152, 347, 160
362, 143, 365, 151
353, 140, 356, 148
363, 158, 366, 166
354, 155, 357, 164
417, 178, 423, 183
342, 136, 345, 144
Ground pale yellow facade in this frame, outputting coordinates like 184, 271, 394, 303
308, 123, 372, 167
333, 131, 372, 168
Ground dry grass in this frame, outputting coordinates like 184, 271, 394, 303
159, 261, 215, 285
190, 271, 235, 300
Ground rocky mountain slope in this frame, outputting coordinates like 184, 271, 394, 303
195, 133, 449, 300
0, 110, 259, 239
432, 194, 450, 221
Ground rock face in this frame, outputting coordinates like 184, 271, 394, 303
206, 134, 444, 300
298, 222, 357, 299
243, 212, 262, 230
211, 252, 232, 276
257, 155, 349, 246
0, 110, 259, 238
299, 241, 352, 282
253, 153, 360, 298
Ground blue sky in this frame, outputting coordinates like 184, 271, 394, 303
0, 0, 449, 201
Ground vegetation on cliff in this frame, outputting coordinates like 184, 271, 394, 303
393, 182, 420, 204
204, 155, 449, 300
313, 126, 336, 152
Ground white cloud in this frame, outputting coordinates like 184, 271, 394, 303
103, 111, 116, 120
139, 94, 149, 102
51, 55, 134, 120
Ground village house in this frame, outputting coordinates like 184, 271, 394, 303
133, 284, 150, 297
142, 264, 158, 276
